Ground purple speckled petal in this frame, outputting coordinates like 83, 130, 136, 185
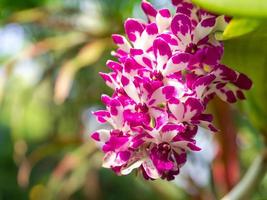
121, 159, 144, 175
193, 16, 216, 43
233, 73, 252, 90
153, 38, 172, 71
163, 52, 191, 75
141, 0, 157, 22
120, 75, 140, 103
91, 129, 110, 144
139, 23, 158, 51
112, 34, 131, 52
99, 72, 117, 89
148, 86, 175, 106
103, 151, 117, 168
171, 0, 183, 6
171, 14, 192, 46
176, 1, 195, 18
168, 98, 185, 122
156, 9, 172, 32
93, 110, 110, 123
106, 60, 123, 72
143, 159, 160, 179
193, 74, 216, 98
124, 18, 145, 43
183, 98, 204, 121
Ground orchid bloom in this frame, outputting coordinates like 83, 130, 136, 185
91, 0, 252, 180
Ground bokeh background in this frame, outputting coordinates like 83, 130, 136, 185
0, 0, 266, 200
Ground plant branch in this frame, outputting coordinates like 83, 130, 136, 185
221, 149, 267, 200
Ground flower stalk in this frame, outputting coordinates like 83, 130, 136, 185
221, 149, 267, 200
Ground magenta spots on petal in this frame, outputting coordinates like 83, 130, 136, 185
174, 151, 186, 165
216, 83, 226, 89
101, 94, 111, 105
109, 100, 121, 116
132, 138, 145, 148
208, 124, 219, 132
141, 0, 157, 18
118, 151, 131, 161
187, 143, 201, 151
153, 38, 172, 58
103, 136, 129, 152
172, 52, 191, 64
176, 2, 194, 17
112, 34, 124, 44
199, 114, 213, 122
185, 98, 203, 118
123, 110, 150, 127
236, 90, 245, 100
130, 48, 143, 56
161, 124, 185, 133
124, 57, 143, 72
91, 132, 100, 141
225, 16, 232, 22
171, 14, 192, 36
99, 72, 112, 83
93, 110, 110, 123
201, 17, 216, 27
169, 97, 180, 104
162, 86, 175, 99
142, 57, 152, 68
150, 144, 174, 172
106, 60, 123, 72
171, 0, 183, 6
124, 19, 144, 42
158, 33, 178, 46
226, 90, 237, 103
218, 65, 237, 81
234, 73, 253, 90
159, 9, 171, 18
146, 23, 158, 35
148, 99, 156, 106
193, 74, 216, 89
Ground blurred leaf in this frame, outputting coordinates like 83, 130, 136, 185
0, 126, 27, 199
29, 184, 47, 200
1, 32, 87, 76
0, 32, 87, 105
18, 137, 81, 187
192, 0, 267, 18
9, 8, 48, 23
45, 143, 98, 199
222, 18, 261, 40
23, 32, 88, 58
149, 180, 187, 200
54, 39, 109, 104
1, 80, 54, 141
222, 24, 267, 132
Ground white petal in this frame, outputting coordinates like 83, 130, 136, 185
143, 159, 160, 179
103, 152, 117, 168
121, 159, 144, 175
169, 100, 184, 123
161, 131, 177, 143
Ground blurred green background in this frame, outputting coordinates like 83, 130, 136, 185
0, 0, 266, 200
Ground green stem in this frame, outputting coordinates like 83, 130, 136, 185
221, 149, 267, 200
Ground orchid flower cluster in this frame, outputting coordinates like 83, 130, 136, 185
91, 0, 252, 180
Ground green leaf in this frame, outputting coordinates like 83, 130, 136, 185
192, 0, 267, 18
222, 18, 261, 40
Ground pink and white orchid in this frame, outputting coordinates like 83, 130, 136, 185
91, 0, 252, 180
